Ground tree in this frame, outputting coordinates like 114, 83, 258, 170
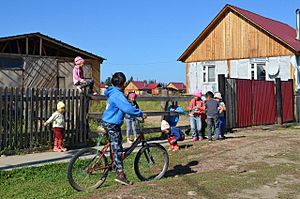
104, 77, 112, 86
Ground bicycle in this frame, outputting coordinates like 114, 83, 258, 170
67, 118, 169, 191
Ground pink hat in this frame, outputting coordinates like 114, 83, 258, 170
193, 90, 202, 97
128, 93, 137, 98
74, 56, 85, 65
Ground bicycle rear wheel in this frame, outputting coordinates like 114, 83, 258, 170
134, 143, 169, 181
67, 148, 108, 191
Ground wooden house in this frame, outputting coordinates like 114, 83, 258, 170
166, 82, 186, 94
0, 32, 105, 90
147, 83, 162, 95
124, 81, 150, 95
178, 4, 300, 94
99, 83, 108, 95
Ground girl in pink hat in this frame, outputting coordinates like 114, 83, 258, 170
73, 56, 97, 95
125, 92, 139, 143
189, 90, 205, 141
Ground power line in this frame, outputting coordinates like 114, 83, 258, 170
102, 60, 177, 66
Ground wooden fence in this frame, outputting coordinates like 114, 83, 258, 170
0, 87, 192, 151
0, 87, 89, 150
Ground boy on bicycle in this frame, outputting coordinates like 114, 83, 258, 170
101, 72, 145, 185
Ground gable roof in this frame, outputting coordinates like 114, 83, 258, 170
178, 4, 300, 62
0, 32, 105, 61
167, 82, 186, 90
130, 81, 150, 90
147, 83, 161, 89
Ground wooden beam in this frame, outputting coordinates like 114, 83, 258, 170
32, 40, 36, 55
1, 41, 9, 53
39, 38, 42, 55
26, 37, 28, 55
16, 40, 21, 54
186, 63, 189, 94
42, 46, 47, 56
227, 59, 231, 78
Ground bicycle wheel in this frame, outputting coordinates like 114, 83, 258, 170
67, 148, 108, 191
134, 143, 169, 181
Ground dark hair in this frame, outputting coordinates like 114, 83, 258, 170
205, 91, 214, 98
111, 72, 126, 87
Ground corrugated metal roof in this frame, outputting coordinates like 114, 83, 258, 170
167, 82, 186, 90
0, 32, 105, 61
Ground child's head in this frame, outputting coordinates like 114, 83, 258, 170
193, 90, 202, 100
205, 91, 214, 100
161, 120, 170, 134
128, 92, 137, 102
214, 92, 222, 101
111, 72, 126, 89
74, 56, 85, 67
57, 101, 65, 113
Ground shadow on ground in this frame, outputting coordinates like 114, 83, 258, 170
164, 160, 198, 178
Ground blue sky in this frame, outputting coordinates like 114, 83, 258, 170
0, 0, 299, 84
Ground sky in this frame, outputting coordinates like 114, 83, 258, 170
0, 0, 299, 84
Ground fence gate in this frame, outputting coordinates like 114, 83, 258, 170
224, 77, 294, 129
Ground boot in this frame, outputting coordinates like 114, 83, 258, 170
53, 138, 60, 152
115, 170, 133, 185
57, 138, 67, 152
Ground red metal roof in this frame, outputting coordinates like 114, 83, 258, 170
147, 83, 160, 89
229, 5, 300, 52
168, 82, 186, 90
131, 81, 150, 90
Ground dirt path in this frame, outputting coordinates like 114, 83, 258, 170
80, 127, 300, 199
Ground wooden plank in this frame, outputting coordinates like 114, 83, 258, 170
90, 95, 192, 102
66, 89, 71, 141
30, 88, 35, 149
26, 37, 29, 55
275, 78, 283, 124
20, 88, 24, 149
44, 88, 49, 144
39, 38, 42, 56
9, 87, 13, 148
39, 89, 44, 145
71, 89, 75, 145
49, 88, 54, 144
0, 88, 3, 149
3, 87, 8, 148
79, 92, 84, 143
75, 89, 80, 144
14, 88, 19, 149
35, 88, 39, 146
24, 88, 29, 148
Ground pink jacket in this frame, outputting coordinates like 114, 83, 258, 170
189, 98, 205, 117
73, 66, 84, 85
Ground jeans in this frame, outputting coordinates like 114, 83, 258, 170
200, 117, 207, 138
207, 117, 220, 140
78, 79, 94, 94
101, 121, 124, 171
189, 116, 202, 138
214, 116, 225, 138
126, 118, 137, 138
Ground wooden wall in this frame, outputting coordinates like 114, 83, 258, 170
186, 11, 294, 63
124, 82, 140, 95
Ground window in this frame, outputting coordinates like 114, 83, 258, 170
249, 63, 266, 80
203, 65, 215, 83
0, 55, 24, 70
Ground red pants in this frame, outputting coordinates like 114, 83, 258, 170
168, 136, 185, 147
53, 128, 64, 148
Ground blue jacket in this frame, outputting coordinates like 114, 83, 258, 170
170, 127, 185, 142
102, 86, 143, 125
168, 105, 184, 126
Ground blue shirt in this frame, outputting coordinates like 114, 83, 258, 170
102, 86, 143, 125
169, 127, 185, 142
168, 105, 184, 127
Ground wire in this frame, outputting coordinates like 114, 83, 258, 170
102, 60, 176, 66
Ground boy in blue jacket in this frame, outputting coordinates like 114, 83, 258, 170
161, 120, 185, 151
101, 72, 145, 185
168, 101, 184, 127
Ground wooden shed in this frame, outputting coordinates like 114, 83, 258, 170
166, 82, 186, 94
178, 4, 300, 94
0, 32, 105, 90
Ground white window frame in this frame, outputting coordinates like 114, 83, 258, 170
202, 65, 216, 83
249, 62, 266, 80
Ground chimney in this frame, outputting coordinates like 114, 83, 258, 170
297, 9, 300, 40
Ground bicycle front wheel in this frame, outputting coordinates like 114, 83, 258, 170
134, 143, 169, 181
67, 148, 108, 191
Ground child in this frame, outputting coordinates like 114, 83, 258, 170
168, 101, 184, 127
125, 92, 139, 143
161, 120, 185, 151
44, 101, 67, 152
73, 56, 97, 95
214, 92, 226, 139
189, 90, 205, 141
101, 72, 145, 185
205, 91, 220, 142
200, 95, 207, 140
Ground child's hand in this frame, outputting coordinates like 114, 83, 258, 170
142, 114, 147, 119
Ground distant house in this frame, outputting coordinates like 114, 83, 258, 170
99, 83, 108, 95
166, 82, 186, 94
147, 83, 162, 95
178, 4, 300, 94
0, 32, 105, 90
124, 81, 150, 95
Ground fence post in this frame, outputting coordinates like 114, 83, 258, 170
275, 78, 283, 125
218, 74, 226, 102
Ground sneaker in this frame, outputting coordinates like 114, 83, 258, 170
168, 146, 174, 151
115, 171, 133, 185
53, 146, 61, 152
208, 139, 212, 143
198, 137, 203, 141
127, 138, 132, 144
